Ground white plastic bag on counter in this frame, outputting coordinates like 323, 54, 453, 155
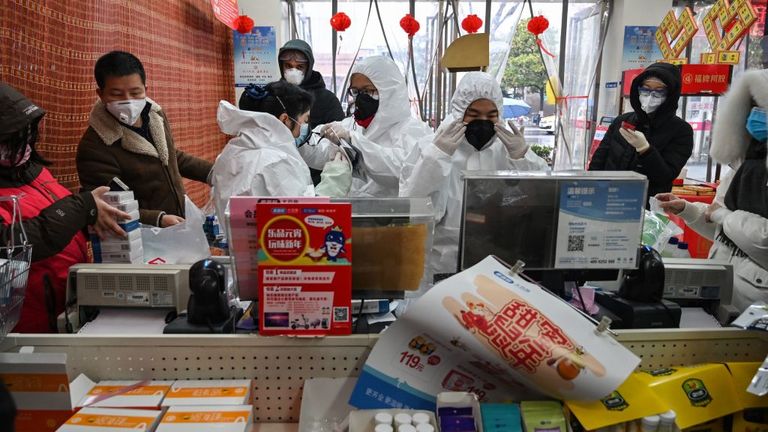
141, 196, 210, 264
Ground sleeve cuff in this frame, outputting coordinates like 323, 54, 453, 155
156, 211, 166, 227
79, 191, 98, 226
709, 207, 732, 225
678, 200, 704, 224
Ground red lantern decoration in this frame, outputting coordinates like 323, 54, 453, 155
233, 15, 254, 34
330, 12, 351, 32
400, 14, 420, 38
461, 14, 483, 34
527, 15, 549, 36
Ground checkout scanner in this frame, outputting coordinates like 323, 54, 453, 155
458, 171, 736, 329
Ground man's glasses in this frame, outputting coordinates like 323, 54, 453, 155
638, 87, 667, 98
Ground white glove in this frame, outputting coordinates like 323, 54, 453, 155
495, 120, 528, 159
315, 152, 352, 197
321, 122, 350, 145
619, 127, 650, 153
433, 119, 466, 155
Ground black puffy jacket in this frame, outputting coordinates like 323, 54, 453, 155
589, 62, 694, 199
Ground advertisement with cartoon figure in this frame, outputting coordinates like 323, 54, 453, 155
256, 202, 352, 336
349, 256, 640, 409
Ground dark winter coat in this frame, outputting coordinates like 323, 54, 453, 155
589, 62, 694, 199
279, 39, 345, 129
77, 100, 212, 226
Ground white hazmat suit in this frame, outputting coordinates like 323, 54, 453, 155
211, 101, 350, 223
400, 72, 549, 277
300, 56, 432, 197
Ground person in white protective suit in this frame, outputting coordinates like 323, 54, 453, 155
210, 81, 351, 222
299, 56, 432, 197
656, 69, 768, 313
400, 72, 549, 279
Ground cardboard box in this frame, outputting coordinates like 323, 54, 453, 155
733, 410, 768, 432
1, 352, 84, 432
566, 373, 667, 430
111, 200, 139, 214
161, 380, 251, 407
683, 417, 725, 432
155, 405, 252, 432
94, 247, 143, 264
635, 364, 741, 429
91, 235, 143, 255
727, 362, 768, 410
76, 379, 173, 409
57, 407, 162, 432
103, 191, 134, 205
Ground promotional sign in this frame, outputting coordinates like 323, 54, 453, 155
234, 26, 279, 87
349, 256, 641, 410
228, 197, 329, 301
622, 27, 664, 71
210, 0, 239, 30
680, 64, 732, 95
655, 8, 698, 63
554, 180, 645, 269
701, 0, 758, 64
257, 202, 352, 336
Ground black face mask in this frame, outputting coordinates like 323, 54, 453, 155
464, 120, 496, 151
353, 94, 379, 121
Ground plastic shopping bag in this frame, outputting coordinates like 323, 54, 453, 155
141, 196, 210, 264
641, 210, 683, 252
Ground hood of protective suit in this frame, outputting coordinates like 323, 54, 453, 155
349, 56, 412, 140
629, 62, 682, 125
450, 72, 504, 122
710, 69, 768, 170
217, 100, 298, 153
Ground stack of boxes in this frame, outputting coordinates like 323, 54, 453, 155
91, 191, 143, 264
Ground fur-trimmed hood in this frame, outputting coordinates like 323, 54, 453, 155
710, 69, 768, 170
88, 98, 170, 165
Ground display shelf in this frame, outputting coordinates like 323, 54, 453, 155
1, 329, 766, 423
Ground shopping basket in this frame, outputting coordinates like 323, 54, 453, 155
0, 195, 32, 343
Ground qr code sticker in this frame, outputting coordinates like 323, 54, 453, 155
568, 235, 584, 252
334, 307, 349, 322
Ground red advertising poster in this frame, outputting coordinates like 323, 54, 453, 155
621, 68, 644, 96
210, 0, 239, 30
257, 202, 352, 336
680, 64, 732, 95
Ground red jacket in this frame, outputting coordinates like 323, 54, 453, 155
0, 164, 94, 333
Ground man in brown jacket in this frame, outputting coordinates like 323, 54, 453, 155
77, 51, 213, 227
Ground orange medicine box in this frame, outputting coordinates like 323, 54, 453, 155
161, 380, 252, 407
156, 405, 253, 432
56, 407, 162, 432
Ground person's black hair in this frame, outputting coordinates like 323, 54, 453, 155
238, 81, 313, 121
94, 51, 146, 89
0, 379, 16, 432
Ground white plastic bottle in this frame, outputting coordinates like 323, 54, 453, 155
661, 237, 679, 258
676, 242, 692, 258
659, 410, 678, 432
375, 425, 395, 432
412, 413, 430, 426
641, 415, 661, 432
375, 412, 394, 426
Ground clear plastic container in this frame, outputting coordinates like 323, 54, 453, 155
661, 237, 679, 258
676, 242, 691, 258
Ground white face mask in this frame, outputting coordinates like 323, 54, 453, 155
639, 94, 665, 114
284, 68, 305, 86
106, 98, 147, 125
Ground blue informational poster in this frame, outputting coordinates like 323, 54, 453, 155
621, 26, 664, 71
234, 26, 279, 87
555, 180, 646, 269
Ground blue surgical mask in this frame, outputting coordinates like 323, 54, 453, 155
747, 107, 767, 142
295, 122, 310, 147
